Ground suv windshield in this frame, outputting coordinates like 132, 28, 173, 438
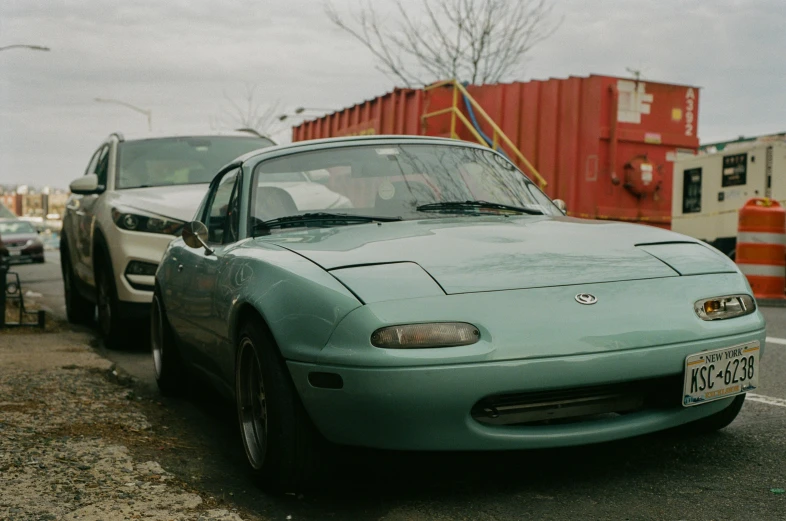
250, 143, 560, 234
117, 136, 273, 189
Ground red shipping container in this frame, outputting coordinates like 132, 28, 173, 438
292, 75, 700, 227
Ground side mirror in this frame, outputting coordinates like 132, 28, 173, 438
69, 174, 103, 195
182, 221, 213, 255
553, 199, 567, 214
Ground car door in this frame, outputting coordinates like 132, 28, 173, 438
72, 144, 110, 285
176, 168, 241, 373
64, 146, 101, 283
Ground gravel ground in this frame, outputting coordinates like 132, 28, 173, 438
0, 328, 252, 521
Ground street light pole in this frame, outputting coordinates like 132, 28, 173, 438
0, 44, 50, 52
94, 98, 152, 131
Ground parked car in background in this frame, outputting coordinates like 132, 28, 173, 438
61, 130, 275, 345
152, 135, 765, 488
0, 219, 45, 264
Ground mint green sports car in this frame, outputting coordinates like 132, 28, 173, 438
152, 136, 765, 488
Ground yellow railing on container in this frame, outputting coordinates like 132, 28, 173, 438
422, 79, 547, 189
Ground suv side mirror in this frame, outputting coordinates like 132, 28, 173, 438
69, 174, 103, 195
553, 199, 567, 214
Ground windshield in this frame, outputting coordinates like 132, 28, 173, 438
250, 144, 560, 233
117, 136, 273, 189
0, 220, 36, 235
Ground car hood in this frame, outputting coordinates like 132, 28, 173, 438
263, 216, 729, 294
0, 232, 39, 244
110, 184, 210, 222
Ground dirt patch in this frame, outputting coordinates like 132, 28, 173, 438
44, 420, 198, 453
0, 328, 256, 521
0, 399, 43, 413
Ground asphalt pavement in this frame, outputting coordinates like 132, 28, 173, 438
7, 258, 786, 520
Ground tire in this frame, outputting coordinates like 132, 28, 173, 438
61, 244, 94, 324
235, 320, 323, 490
151, 289, 187, 396
95, 256, 127, 348
684, 394, 746, 434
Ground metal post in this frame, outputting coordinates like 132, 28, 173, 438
450, 84, 458, 139
0, 257, 7, 329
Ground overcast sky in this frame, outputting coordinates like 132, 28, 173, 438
1, 0, 784, 189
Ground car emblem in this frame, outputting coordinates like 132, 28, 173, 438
575, 293, 598, 305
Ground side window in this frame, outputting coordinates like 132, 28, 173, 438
94, 145, 110, 187
205, 169, 241, 244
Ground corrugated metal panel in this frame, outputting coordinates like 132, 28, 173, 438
292, 88, 423, 141
291, 75, 701, 226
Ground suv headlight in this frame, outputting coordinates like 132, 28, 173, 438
111, 207, 184, 236
694, 295, 756, 321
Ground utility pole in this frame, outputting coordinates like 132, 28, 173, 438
94, 98, 152, 131
0, 44, 50, 52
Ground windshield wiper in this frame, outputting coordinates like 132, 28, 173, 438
256, 212, 402, 232
416, 200, 543, 215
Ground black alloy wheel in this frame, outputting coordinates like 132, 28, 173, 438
151, 289, 187, 395
235, 320, 324, 490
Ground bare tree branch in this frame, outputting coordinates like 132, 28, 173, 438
214, 83, 280, 137
326, 1, 419, 87
326, 0, 561, 86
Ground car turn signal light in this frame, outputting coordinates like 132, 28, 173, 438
371, 322, 480, 349
694, 295, 755, 321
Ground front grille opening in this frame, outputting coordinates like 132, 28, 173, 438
471, 375, 682, 426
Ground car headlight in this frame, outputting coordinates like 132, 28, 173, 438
371, 322, 480, 349
112, 207, 184, 235
694, 295, 756, 321
24, 238, 42, 247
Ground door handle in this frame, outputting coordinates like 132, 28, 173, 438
177, 264, 184, 272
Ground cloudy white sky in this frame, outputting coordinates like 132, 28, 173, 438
1, 0, 784, 189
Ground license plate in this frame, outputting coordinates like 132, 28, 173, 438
8, 249, 21, 256
683, 342, 760, 407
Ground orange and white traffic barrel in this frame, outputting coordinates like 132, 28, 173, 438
736, 198, 786, 299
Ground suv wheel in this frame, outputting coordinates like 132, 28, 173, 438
95, 258, 127, 347
61, 244, 95, 324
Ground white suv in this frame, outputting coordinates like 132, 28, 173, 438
61, 130, 274, 345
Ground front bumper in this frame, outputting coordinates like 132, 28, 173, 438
109, 229, 177, 304
2, 244, 44, 264
288, 328, 765, 451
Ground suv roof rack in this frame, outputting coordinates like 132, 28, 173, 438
109, 132, 125, 142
